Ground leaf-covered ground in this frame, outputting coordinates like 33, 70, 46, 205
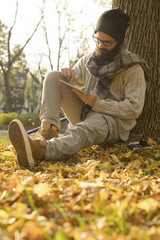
0, 137, 160, 240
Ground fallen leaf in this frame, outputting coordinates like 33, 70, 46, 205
33, 183, 52, 197
21, 221, 46, 240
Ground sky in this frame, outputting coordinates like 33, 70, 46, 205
0, 0, 111, 71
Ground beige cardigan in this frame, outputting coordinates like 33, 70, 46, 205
73, 53, 146, 141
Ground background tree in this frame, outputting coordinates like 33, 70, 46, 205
0, 1, 43, 113
25, 65, 47, 114
111, 0, 160, 138
42, 0, 92, 71
0, 33, 29, 113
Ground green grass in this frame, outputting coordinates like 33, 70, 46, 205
0, 131, 11, 145
0, 137, 11, 145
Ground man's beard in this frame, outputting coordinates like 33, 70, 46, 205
94, 43, 121, 65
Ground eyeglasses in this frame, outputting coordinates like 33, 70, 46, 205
92, 33, 115, 47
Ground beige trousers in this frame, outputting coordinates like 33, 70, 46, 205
40, 71, 120, 161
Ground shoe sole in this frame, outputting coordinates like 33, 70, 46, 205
8, 119, 35, 169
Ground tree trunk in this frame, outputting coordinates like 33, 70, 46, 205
112, 0, 160, 138
4, 71, 13, 112
0, 1, 43, 113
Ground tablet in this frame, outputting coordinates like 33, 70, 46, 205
60, 79, 84, 93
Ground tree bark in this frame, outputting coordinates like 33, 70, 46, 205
112, 0, 160, 138
4, 71, 12, 112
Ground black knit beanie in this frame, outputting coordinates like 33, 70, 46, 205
95, 8, 130, 44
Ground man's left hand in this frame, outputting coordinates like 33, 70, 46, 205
72, 89, 98, 107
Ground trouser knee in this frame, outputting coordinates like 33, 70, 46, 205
44, 71, 62, 87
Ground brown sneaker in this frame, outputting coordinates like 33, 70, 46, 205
36, 121, 58, 142
8, 119, 46, 169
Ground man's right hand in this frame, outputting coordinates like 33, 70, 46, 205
61, 68, 75, 83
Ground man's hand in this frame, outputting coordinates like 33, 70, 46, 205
72, 89, 98, 107
61, 68, 75, 83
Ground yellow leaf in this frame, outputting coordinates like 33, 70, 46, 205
99, 171, 106, 179
16, 183, 25, 193
63, 166, 74, 173
131, 226, 141, 239
117, 198, 130, 217
11, 203, 27, 218
99, 190, 108, 201
33, 183, 52, 197
1, 151, 15, 158
123, 151, 132, 158
7, 219, 24, 233
137, 198, 156, 213
149, 162, 160, 170
0, 210, 9, 219
79, 181, 104, 188
110, 154, 119, 161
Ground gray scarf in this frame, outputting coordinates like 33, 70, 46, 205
86, 46, 147, 99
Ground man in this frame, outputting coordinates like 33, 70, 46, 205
8, 8, 147, 169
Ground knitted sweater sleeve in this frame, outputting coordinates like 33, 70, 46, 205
92, 64, 146, 120
73, 53, 93, 82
